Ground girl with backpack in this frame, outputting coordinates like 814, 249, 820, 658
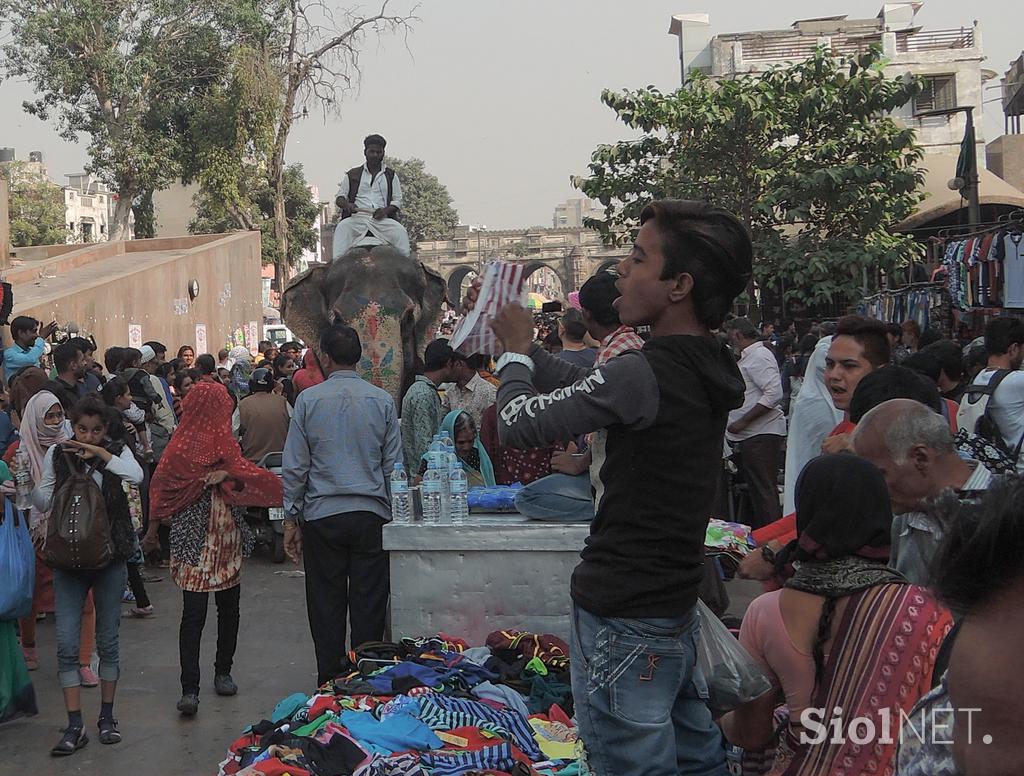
32, 397, 144, 755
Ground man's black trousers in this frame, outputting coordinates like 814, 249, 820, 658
302, 511, 389, 686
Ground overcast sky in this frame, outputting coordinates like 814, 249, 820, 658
0, 1, 1018, 229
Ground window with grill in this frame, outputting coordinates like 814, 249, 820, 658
914, 75, 957, 113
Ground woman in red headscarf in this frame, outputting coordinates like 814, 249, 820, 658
144, 382, 282, 718
291, 348, 324, 398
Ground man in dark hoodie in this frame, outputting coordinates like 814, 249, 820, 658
484, 199, 750, 776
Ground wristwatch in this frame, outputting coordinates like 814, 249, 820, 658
495, 352, 535, 373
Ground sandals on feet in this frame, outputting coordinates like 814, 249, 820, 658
98, 717, 122, 745
51, 727, 88, 756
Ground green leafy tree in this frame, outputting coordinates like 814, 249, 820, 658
191, 163, 318, 268
0, 161, 67, 246
132, 189, 157, 239
0, 0, 234, 240
574, 47, 925, 312
382, 157, 459, 244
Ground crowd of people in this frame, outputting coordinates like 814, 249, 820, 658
2, 195, 1023, 775
0, 324, 300, 752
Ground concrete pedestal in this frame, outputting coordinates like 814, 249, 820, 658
383, 513, 589, 644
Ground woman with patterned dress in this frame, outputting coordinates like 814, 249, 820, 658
720, 455, 953, 776
145, 382, 282, 718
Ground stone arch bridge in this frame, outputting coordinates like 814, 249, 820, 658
414, 225, 628, 307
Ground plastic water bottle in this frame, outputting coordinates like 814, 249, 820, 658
15, 445, 32, 511
390, 463, 412, 524
441, 432, 455, 458
421, 461, 443, 525
437, 457, 451, 525
449, 453, 468, 525
428, 436, 444, 468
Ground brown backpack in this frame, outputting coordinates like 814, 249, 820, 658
42, 452, 114, 571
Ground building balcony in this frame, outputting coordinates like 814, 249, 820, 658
895, 27, 975, 54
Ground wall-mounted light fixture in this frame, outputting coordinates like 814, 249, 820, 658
188, 278, 200, 301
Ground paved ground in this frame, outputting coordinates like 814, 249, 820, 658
3, 556, 762, 776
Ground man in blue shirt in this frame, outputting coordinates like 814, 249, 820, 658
3, 316, 58, 382
282, 324, 402, 685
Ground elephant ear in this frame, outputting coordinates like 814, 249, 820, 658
414, 261, 448, 360
281, 263, 332, 351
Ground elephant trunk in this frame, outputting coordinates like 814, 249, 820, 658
337, 300, 409, 406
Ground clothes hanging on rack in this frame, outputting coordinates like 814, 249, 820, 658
941, 225, 1024, 310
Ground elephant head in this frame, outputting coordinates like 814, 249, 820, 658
281, 246, 448, 405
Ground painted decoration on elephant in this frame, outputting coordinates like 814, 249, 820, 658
354, 301, 401, 398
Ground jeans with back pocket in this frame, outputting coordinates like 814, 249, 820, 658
569, 602, 727, 776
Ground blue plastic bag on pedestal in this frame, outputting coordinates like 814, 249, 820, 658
0, 498, 35, 620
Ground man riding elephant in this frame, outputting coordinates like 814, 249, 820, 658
333, 134, 411, 259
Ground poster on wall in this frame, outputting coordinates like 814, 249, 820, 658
195, 324, 208, 356
128, 323, 143, 349
247, 321, 259, 354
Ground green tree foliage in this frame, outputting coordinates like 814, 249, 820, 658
574, 47, 925, 310
0, 0, 233, 239
0, 161, 67, 247
132, 190, 157, 239
191, 163, 318, 268
383, 157, 459, 244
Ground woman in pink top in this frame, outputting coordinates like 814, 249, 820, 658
720, 455, 953, 776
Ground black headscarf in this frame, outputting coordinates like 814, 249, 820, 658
793, 454, 894, 563
780, 454, 904, 598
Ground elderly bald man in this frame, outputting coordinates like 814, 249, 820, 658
853, 398, 993, 586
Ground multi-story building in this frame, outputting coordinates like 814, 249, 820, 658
987, 53, 1024, 193
552, 197, 602, 229
64, 172, 136, 242
670, 3, 988, 163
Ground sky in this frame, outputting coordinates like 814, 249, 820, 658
0, 0, 1019, 230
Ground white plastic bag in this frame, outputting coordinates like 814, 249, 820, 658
695, 599, 772, 714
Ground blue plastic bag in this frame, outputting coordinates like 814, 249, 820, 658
0, 498, 35, 620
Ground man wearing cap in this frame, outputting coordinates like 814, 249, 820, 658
332, 134, 410, 259
140, 344, 177, 455
401, 339, 459, 471
238, 368, 292, 464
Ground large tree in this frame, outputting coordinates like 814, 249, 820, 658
574, 47, 925, 314
382, 157, 458, 244
191, 162, 318, 268
0, 0, 232, 240
0, 161, 67, 247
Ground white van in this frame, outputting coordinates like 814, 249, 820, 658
263, 324, 301, 348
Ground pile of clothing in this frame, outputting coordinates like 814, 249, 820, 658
217, 631, 579, 776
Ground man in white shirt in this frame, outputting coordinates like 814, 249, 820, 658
723, 317, 786, 526
332, 134, 410, 259
965, 317, 1024, 470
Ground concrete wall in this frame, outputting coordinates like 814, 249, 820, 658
988, 135, 1024, 193
153, 182, 200, 237
0, 177, 9, 270
7, 232, 263, 357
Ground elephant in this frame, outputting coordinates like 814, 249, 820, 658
281, 246, 448, 406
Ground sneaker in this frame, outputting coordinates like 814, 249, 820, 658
79, 667, 99, 687
22, 646, 38, 671
121, 589, 135, 604
176, 693, 199, 717
214, 674, 238, 696
128, 605, 154, 618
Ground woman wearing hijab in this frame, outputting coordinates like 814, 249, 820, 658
145, 382, 282, 718
16, 393, 99, 685
226, 345, 254, 400
419, 410, 496, 487
720, 455, 952, 775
